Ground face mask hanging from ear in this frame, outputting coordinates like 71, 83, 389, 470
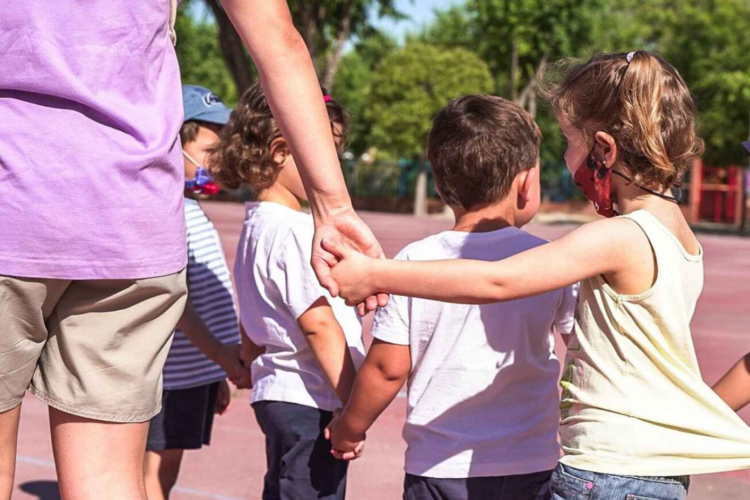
573, 149, 619, 218
183, 151, 221, 195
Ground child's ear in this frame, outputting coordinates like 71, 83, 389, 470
518, 163, 538, 203
594, 131, 618, 168
270, 138, 290, 167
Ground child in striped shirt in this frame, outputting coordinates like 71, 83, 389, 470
144, 85, 247, 500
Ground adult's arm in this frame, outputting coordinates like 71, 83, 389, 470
219, 0, 386, 310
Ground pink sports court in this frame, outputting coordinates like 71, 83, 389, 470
13, 203, 750, 500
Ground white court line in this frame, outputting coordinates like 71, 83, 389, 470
16, 455, 250, 500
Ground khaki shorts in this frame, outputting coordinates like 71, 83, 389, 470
0, 271, 187, 423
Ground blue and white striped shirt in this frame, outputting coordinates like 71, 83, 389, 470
163, 199, 240, 390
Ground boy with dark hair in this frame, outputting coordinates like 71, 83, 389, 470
328, 95, 578, 500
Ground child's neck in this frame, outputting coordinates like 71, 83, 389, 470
258, 183, 303, 212
613, 176, 679, 216
451, 201, 518, 233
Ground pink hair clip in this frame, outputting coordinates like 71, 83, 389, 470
323, 95, 332, 103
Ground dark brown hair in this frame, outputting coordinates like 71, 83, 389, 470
428, 95, 542, 209
542, 51, 704, 189
208, 81, 348, 190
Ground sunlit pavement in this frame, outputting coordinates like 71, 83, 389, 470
14, 202, 750, 499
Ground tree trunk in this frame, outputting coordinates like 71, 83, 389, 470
515, 54, 548, 118
205, 0, 255, 94
509, 36, 518, 101
322, 2, 353, 89
414, 167, 428, 218
297, 3, 319, 63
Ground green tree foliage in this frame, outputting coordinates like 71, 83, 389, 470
332, 33, 399, 155
174, 2, 243, 104
368, 43, 494, 159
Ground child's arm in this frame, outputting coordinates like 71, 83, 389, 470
177, 302, 248, 381
327, 339, 410, 458
232, 323, 265, 389
298, 298, 358, 404
713, 353, 750, 411
325, 218, 639, 305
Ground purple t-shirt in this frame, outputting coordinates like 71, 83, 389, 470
0, 1, 186, 280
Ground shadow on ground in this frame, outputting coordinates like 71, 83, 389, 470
19, 481, 61, 500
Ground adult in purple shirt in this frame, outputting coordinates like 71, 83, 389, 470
0, 1, 384, 499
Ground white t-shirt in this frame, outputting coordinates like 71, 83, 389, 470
235, 202, 365, 412
372, 227, 578, 479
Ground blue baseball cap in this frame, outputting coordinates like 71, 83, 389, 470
182, 85, 232, 125
743, 141, 750, 155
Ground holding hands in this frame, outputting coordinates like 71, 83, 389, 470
321, 237, 381, 309
325, 410, 366, 461
312, 208, 388, 315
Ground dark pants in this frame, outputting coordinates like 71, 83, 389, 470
254, 401, 348, 500
404, 470, 553, 500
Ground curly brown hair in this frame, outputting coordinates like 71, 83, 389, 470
541, 51, 704, 190
208, 81, 348, 190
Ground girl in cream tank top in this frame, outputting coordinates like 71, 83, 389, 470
560, 210, 750, 476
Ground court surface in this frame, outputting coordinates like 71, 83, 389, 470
13, 202, 750, 499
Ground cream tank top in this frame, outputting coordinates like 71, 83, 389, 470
559, 210, 750, 476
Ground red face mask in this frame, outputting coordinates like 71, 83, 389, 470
573, 150, 618, 218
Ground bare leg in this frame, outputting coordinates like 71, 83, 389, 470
50, 407, 149, 500
144, 449, 185, 500
0, 404, 22, 500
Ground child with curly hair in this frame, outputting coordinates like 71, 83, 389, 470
209, 82, 363, 500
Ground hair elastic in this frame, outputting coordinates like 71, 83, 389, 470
323, 95, 332, 103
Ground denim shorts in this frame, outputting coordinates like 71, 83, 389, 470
550, 463, 690, 500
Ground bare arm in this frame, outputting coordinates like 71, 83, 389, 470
219, 0, 386, 309
713, 353, 750, 411
327, 340, 410, 456
177, 301, 245, 380
326, 218, 641, 305
297, 298, 358, 404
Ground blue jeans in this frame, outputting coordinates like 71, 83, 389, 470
551, 463, 690, 500
404, 470, 553, 500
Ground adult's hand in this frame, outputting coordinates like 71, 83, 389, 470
311, 207, 388, 314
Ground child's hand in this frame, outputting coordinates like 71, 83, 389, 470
325, 412, 366, 461
215, 344, 248, 382
321, 238, 378, 313
215, 379, 232, 415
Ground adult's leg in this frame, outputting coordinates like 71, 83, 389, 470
0, 405, 22, 500
144, 449, 185, 500
50, 408, 150, 500
31, 273, 186, 500
0, 276, 67, 500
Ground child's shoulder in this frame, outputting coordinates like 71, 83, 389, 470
397, 227, 548, 262
245, 202, 315, 261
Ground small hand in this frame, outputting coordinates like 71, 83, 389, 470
325, 411, 366, 461
230, 339, 263, 389
321, 238, 378, 311
311, 207, 388, 314
215, 344, 248, 382
215, 379, 232, 415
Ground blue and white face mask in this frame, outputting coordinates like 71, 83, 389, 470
183, 150, 216, 193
